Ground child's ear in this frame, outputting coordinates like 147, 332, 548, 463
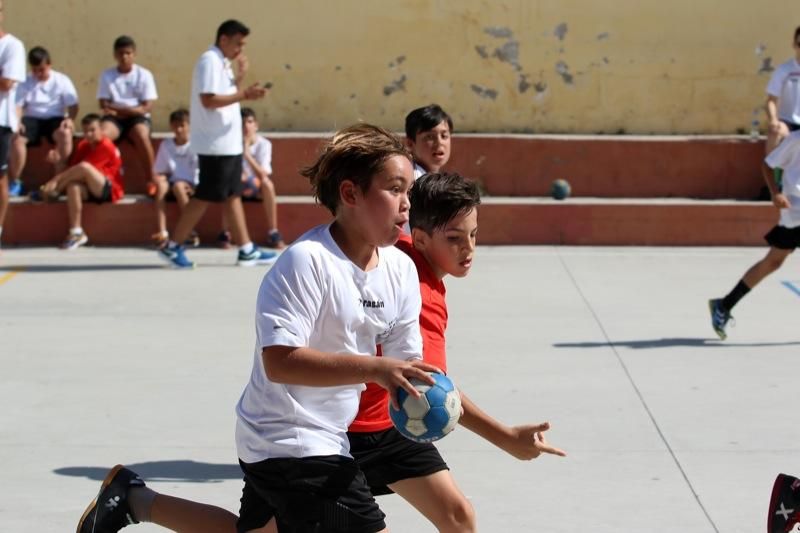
411, 227, 429, 249
404, 137, 415, 151
339, 179, 359, 207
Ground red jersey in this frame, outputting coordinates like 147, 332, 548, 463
349, 232, 448, 433
69, 138, 124, 202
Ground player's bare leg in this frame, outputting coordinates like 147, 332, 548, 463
389, 470, 476, 533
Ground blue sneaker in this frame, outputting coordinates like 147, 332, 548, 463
7, 179, 23, 197
237, 246, 278, 267
158, 244, 195, 269
76, 464, 145, 533
708, 298, 732, 340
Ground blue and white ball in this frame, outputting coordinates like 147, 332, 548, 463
389, 372, 461, 443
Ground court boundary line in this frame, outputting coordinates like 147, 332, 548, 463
555, 248, 721, 533
781, 281, 800, 298
0, 268, 22, 286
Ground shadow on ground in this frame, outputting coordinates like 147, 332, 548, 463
1, 264, 164, 273
55, 460, 242, 483
553, 337, 800, 349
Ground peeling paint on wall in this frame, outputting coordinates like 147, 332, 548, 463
470, 84, 498, 99
554, 23, 568, 41
475, 45, 488, 59
493, 40, 521, 71
484, 26, 513, 39
759, 57, 774, 74
755, 43, 767, 56
284, 64, 292, 70
597, 32, 609, 41
518, 74, 531, 93
555, 61, 573, 84
383, 75, 407, 96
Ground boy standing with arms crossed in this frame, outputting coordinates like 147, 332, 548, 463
709, 129, 800, 339
158, 19, 275, 268
97, 35, 158, 182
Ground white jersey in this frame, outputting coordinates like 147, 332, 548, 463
17, 70, 78, 119
0, 33, 26, 131
767, 58, 800, 125
153, 138, 198, 185
190, 46, 241, 155
96, 64, 158, 112
243, 135, 272, 177
413, 162, 427, 179
766, 130, 800, 228
235, 224, 423, 463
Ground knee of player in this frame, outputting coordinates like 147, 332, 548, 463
261, 176, 275, 193
441, 495, 476, 531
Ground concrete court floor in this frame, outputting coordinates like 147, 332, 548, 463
1, 245, 799, 533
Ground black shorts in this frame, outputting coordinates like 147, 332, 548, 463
101, 115, 151, 140
237, 455, 386, 533
348, 427, 449, 496
0, 126, 11, 173
781, 120, 800, 132
21, 116, 63, 146
765, 224, 800, 249
195, 154, 243, 202
86, 179, 113, 204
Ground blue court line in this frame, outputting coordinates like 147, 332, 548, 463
781, 281, 800, 298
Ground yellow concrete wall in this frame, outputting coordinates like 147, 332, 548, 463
7, 0, 799, 133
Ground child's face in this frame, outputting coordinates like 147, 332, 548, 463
114, 46, 136, 70
410, 120, 451, 173
31, 62, 51, 82
243, 116, 258, 136
351, 155, 413, 247
219, 33, 247, 60
171, 120, 189, 142
414, 207, 478, 279
82, 121, 103, 143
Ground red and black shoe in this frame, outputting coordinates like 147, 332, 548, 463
768, 473, 800, 533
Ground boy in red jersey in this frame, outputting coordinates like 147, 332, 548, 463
39, 113, 123, 249
348, 172, 566, 532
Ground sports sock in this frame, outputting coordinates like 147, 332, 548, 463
721, 280, 750, 312
240, 242, 255, 254
70, 227, 83, 236
166, 240, 178, 249
127, 486, 157, 523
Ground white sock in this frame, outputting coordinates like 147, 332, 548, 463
240, 242, 255, 254
166, 240, 178, 249
70, 227, 83, 236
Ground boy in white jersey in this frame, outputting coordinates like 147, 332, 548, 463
0, 0, 25, 247
150, 109, 199, 248
10, 46, 78, 192
766, 26, 800, 154
77, 123, 439, 533
709, 130, 800, 339
218, 107, 285, 249
405, 104, 452, 179
97, 35, 158, 181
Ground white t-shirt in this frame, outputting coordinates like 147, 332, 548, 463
767, 58, 800, 125
96, 64, 158, 112
153, 138, 198, 185
0, 33, 26, 131
413, 162, 427, 179
766, 130, 800, 228
243, 136, 272, 177
235, 224, 423, 463
190, 46, 241, 155
17, 70, 78, 119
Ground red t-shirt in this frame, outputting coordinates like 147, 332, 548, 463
349, 233, 448, 433
69, 138, 124, 202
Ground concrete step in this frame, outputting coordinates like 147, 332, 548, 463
19, 134, 766, 199
1, 196, 776, 247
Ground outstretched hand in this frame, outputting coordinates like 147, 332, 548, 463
504, 422, 567, 460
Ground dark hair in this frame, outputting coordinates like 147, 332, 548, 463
113, 35, 136, 51
405, 104, 454, 140
301, 123, 411, 216
795, 26, 800, 43
409, 172, 481, 234
81, 113, 102, 126
28, 46, 51, 66
216, 19, 250, 43
241, 107, 257, 120
169, 109, 190, 123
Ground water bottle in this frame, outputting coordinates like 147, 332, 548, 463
750, 117, 760, 140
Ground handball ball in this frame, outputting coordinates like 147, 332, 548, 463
550, 179, 571, 200
389, 372, 461, 443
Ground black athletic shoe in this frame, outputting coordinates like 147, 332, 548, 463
768, 473, 800, 533
76, 464, 145, 533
